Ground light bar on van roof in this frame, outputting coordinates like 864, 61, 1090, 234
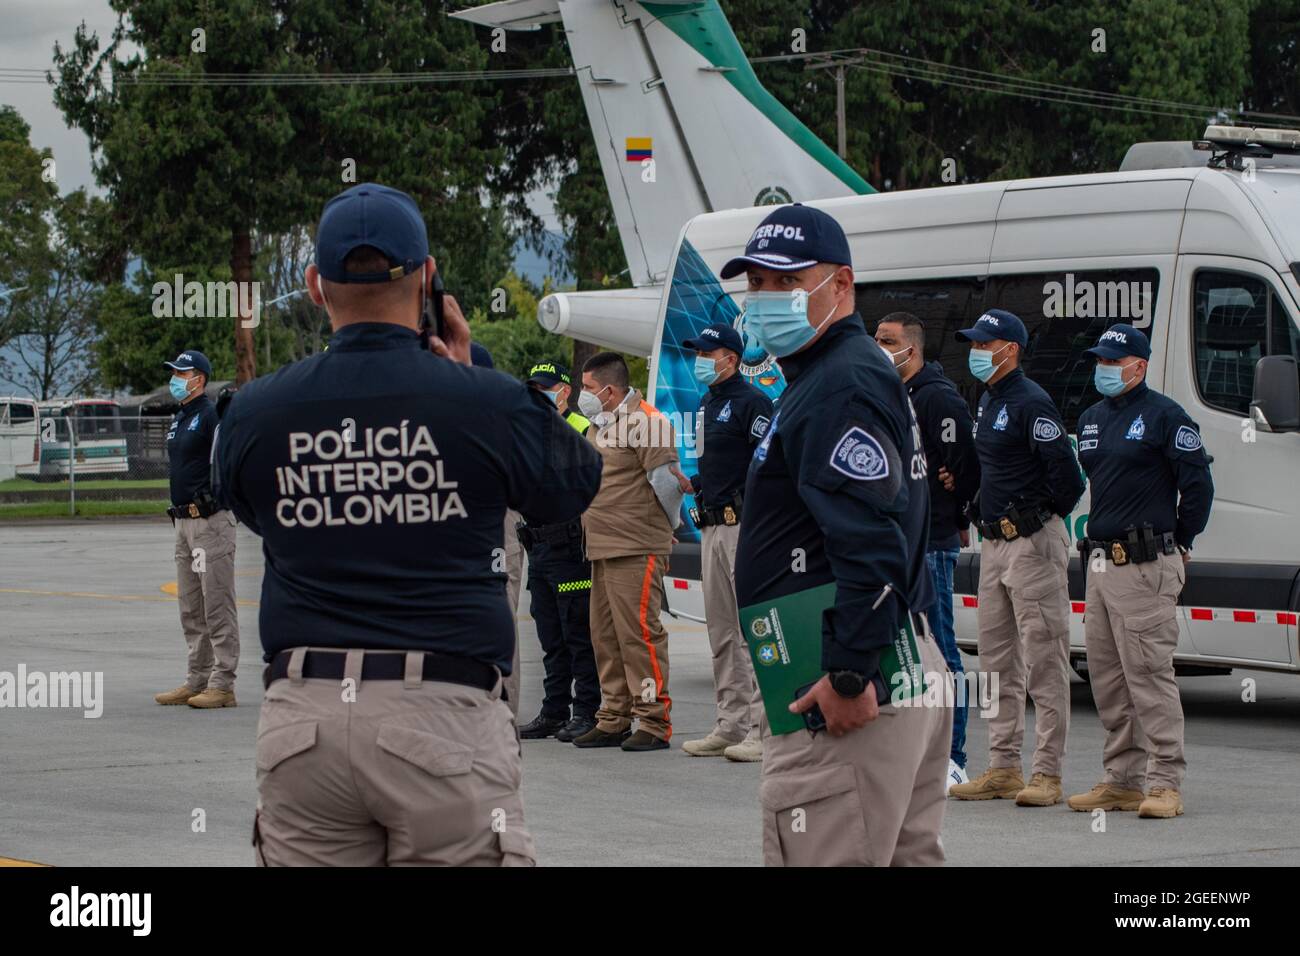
1204, 125, 1300, 149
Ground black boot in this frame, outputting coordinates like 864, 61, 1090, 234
518, 712, 569, 740
572, 726, 632, 748
555, 715, 596, 743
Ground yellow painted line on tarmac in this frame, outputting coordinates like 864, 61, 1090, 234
0, 585, 257, 607
159, 581, 258, 606
0, 856, 50, 867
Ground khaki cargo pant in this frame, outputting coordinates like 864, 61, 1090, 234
760, 616, 952, 866
254, 648, 536, 866
701, 523, 761, 742
173, 511, 240, 691
590, 553, 672, 740
502, 508, 525, 719
977, 515, 1072, 777
1085, 552, 1187, 791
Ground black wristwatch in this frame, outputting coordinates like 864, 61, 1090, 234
828, 670, 868, 698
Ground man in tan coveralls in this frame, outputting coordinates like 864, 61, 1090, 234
154, 349, 241, 710
1069, 325, 1213, 819
574, 352, 686, 752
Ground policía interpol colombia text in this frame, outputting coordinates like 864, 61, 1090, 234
275, 423, 467, 527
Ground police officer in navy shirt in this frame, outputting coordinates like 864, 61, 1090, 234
731, 204, 951, 866
949, 309, 1085, 808
155, 349, 241, 710
216, 183, 602, 866
1068, 324, 1212, 820
679, 323, 773, 763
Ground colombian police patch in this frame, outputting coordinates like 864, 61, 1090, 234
187, 416, 201, 431
1125, 414, 1145, 440
751, 415, 770, 439
993, 406, 1009, 431
753, 410, 779, 462
717, 400, 732, 422
1174, 425, 1203, 451
1032, 417, 1062, 442
830, 427, 889, 481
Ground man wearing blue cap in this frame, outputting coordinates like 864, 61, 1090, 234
679, 323, 772, 762
950, 309, 1085, 807
1069, 324, 1213, 819
216, 183, 602, 865
730, 204, 951, 866
155, 349, 241, 709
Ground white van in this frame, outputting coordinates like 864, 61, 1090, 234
554, 129, 1300, 676
0, 396, 41, 480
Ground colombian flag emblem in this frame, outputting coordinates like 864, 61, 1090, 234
625, 137, 653, 162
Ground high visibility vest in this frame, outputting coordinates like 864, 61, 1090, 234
565, 409, 591, 433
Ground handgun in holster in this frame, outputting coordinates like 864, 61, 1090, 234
515, 520, 534, 552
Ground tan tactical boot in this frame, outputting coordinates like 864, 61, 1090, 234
949, 767, 1025, 800
1068, 782, 1144, 812
1139, 787, 1184, 818
723, 736, 763, 763
154, 685, 200, 706
682, 733, 736, 757
1015, 773, 1063, 806
187, 687, 237, 709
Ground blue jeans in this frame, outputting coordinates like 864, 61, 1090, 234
925, 548, 967, 768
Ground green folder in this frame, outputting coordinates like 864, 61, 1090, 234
739, 582, 924, 736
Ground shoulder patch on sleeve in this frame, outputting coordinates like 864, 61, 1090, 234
1032, 416, 1062, 442
830, 426, 890, 481
1174, 424, 1203, 452
750, 415, 770, 439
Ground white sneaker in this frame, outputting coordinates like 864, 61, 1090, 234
946, 759, 969, 795
723, 737, 763, 763
682, 732, 736, 757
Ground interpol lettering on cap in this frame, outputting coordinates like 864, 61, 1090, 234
954, 308, 1028, 348
682, 322, 744, 356
315, 183, 430, 285
1084, 323, 1152, 360
163, 349, 213, 377
719, 203, 853, 279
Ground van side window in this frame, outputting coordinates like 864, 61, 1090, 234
1193, 270, 1300, 416
8, 402, 35, 423
985, 269, 1160, 431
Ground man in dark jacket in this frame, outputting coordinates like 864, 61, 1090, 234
876, 313, 979, 791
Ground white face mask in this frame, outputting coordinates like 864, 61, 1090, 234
578, 385, 609, 421
879, 343, 913, 369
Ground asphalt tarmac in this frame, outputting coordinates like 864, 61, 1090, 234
2, 519, 1297, 866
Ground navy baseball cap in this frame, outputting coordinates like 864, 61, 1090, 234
163, 350, 212, 378
682, 323, 743, 356
470, 341, 494, 369
315, 183, 429, 284
956, 309, 1028, 349
719, 203, 852, 279
1085, 323, 1151, 360
526, 362, 571, 387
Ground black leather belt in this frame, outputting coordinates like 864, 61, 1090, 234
977, 506, 1053, 542
517, 518, 581, 551
263, 649, 501, 695
167, 501, 218, 519
691, 502, 742, 528
1080, 530, 1177, 566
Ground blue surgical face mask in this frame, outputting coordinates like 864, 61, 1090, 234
693, 356, 720, 386
543, 387, 562, 407
1094, 361, 1136, 397
742, 270, 837, 358
968, 343, 1011, 383
169, 375, 192, 402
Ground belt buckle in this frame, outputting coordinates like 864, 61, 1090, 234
723, 505, 737, 526
999, 517, 1019, 541
1111, 541, 1129, 565
187, 503, 200, 518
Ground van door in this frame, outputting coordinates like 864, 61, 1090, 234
1166, 256, 1300, 666
0, 399, 40, 479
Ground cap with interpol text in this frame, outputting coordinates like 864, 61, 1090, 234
526, 362, 571, 387
1084, 323, 1151, 360
719, 203, 853, 279
163, 350, 212, 378
315, 183, 429, 284
955, 309, 1028, 349
682, 323, 743, 356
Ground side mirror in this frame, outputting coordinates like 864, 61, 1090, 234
1250, 355, 1300, 432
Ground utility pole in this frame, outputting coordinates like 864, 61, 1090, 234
805, 56, 862, 160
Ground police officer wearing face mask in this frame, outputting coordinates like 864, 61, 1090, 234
155, 350, 241, 710
731, 204, 951, 866
678, 323, 773, 763
1069, 325, 1213, 820
949, 309, 1085, 808
215, 183, 602, 866
515, 362, 600, 743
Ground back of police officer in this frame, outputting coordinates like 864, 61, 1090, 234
950, 309, 1085, 807
216, 183, 602, 866
730, 204, 951, 866
1069, 325, 1213, 819
679, 323, 773, 762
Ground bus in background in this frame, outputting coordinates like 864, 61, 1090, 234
0, 396, 41, 480
36, 399, 129, 478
